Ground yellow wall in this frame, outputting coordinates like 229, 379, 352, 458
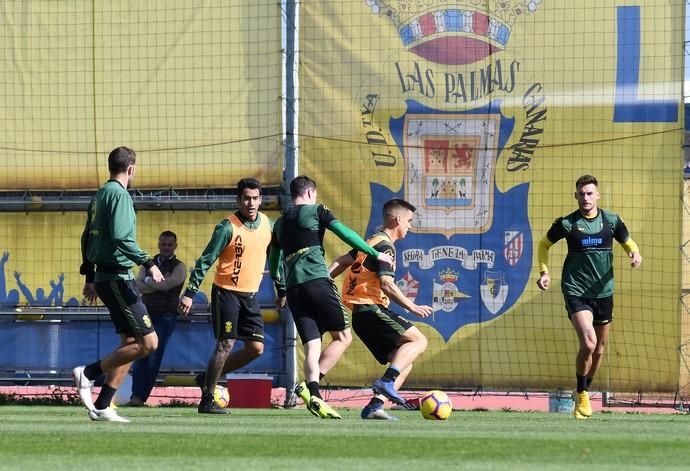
0, 210, 279, 309
0, 1, 282, 190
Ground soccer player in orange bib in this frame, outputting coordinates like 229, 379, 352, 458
329, 198, 432, 420
178, 177, 284, 414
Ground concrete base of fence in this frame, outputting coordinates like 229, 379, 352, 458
1, 385, 686, 414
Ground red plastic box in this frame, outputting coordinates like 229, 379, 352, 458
226, 374, 272, 408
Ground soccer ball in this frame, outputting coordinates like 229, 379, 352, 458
213, 385, 230, 408
420, 390, 453, 420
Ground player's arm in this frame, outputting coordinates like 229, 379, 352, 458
267, 217, 286, 305
536, 237, 554, 291
317, 204, 392, 265
135, 266, 155, 294
371, 239, 431, 317
328, 221, 393, 265
537, 218, 566, 291
268, 248, 286, 308
108, 194, 162, 282
614, 216, 642, 268
109, 194, 153, 266
621, 239, 642, 268
79, 199, 97, 304
178, 221, 232, 316
380, 275, 432, 318
147, 262, 188, 292
268, 221, 286, 304
79, 200, 95, 281
268, 245, 285, 290
267, 219, 282, 283
328, 249, 357, 278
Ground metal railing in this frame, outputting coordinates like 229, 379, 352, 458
0, 187, 281, 212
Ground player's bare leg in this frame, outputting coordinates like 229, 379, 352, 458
197, 338, 234, 414
86, 333, 157, 422
318, 328, 352, 375
300, 337, 341, 419
222, 340, 264, 374
587, 323, 610, 388
571, 310, 595, 418
373, 327, 427, 406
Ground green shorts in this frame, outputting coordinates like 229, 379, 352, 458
351, 304, 413, 364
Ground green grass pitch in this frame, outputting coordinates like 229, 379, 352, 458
1, 406, 689, 470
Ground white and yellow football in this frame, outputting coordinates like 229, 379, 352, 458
213, 385, 230, 408
420, 390, 453, 420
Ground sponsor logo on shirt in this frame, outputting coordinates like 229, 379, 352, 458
581, 236, 603, 248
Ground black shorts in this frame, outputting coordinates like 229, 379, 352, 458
211, 284, 264, 342
564, 295, 613, 325
95, 280, 155, 338
352, 304, 414, 364
287, 278, 349, 344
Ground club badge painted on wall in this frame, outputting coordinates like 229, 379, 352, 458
360, 0, 544, 340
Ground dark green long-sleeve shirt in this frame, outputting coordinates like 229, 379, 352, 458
80, 180, 153, 282
269, 204, 381, 289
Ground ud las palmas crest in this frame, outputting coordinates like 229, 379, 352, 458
362, 0, 541, 341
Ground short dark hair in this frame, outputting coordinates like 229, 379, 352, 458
159, 230, 177, 241
237, 177, 262, 194
290, 175, 316, 199
108, 146, 136, 174
383, 198, 416, 218
576, 175, 598, 190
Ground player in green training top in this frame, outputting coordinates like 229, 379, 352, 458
268, 175, 393, 419
537, 175, 642, 420
74, 146, 165, 423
